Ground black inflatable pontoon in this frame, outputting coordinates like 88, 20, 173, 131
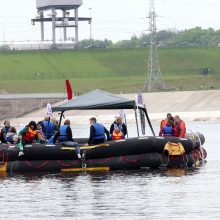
0, 90, 207, 173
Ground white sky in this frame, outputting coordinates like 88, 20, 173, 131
0, 0, 220, 43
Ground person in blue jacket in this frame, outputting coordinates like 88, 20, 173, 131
88, 117, 110, 145
53, 119, 81, 159
41, 116, 55, 139
160, 119, 174, 137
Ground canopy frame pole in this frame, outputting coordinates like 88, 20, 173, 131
141, 106, 155, 136
134, 106, 140, 137
58, 111, 65, 129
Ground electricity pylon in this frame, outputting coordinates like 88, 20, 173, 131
144, 0, 165, 92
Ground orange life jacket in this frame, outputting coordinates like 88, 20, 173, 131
160, 119, 167, 129
22, 127, 37, 142
159, 119, 167, 136
112, 131, 124, 141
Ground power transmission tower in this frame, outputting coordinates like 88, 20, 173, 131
144, 0, 165, 92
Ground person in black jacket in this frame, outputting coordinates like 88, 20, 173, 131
0, 120, 11, 143
88, 117, 110, 145
109, 116, 127, 137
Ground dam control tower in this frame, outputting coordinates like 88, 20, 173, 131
31, 0, 92, 47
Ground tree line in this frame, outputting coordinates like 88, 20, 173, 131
78, 27, 220, 49
1, 27, 220, 51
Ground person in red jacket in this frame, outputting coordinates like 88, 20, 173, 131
173, 115, 186, 138
159, 113, 174, 136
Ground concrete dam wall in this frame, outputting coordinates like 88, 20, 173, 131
0, 94, 65, 120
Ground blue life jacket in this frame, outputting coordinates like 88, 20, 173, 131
6, 134, 14, 144
93, 123, 105, 140
163, 125, 173, 136
58, 125, 69, 141
43, 121, 54, 138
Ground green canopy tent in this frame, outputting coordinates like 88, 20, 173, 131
52, 89, 155, 136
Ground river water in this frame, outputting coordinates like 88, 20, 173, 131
0, 122, 219, 220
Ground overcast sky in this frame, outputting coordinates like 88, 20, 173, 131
0, 0, 220, 43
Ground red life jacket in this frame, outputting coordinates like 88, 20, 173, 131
174, 120, 186, 138
112, 131, 124, 140
22, 127, 37, 142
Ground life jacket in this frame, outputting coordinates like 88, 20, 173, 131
22, 127, 37, 143
42, 121, 54, 138
163, 124, 173, 136
93, 123, 105, 140
163, 142, 185, 156
6, 133, 16, 144
160, 119, 167, 129
159, 119, 167, 136
174, 120, 186, 138
58, 125, 69, 141
112, 131, 124, 140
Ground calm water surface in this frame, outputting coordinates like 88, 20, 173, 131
0, 122, 219, 220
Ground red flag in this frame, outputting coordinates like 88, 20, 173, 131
65, 80, 73, 100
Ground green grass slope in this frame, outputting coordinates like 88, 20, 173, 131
0, 47, 220, 93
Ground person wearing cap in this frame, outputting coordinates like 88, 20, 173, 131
88, 117, 110, 145
109, 116, 127, 137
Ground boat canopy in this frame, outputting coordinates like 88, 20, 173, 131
52, 89, 136, 112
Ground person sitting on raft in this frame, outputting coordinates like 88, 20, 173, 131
6, 127, 19, 144
53, 119, 81, 159
37, 122, 46, 144
88, 117, 110, 145
111, 127, 125, 141
159, 113, 174, 136
159, 119, 174, 137
19, 121, 40, 145
0, 120, 11, 143
41, 116, 55, 139
173, 115, 186, 138
110, 116, 127, 137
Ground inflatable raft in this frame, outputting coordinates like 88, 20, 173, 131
0, 90, 207, 173
0, 134, 207, 173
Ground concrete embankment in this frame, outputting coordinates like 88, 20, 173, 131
0, 94, 65, 121
1, 90, 220, 127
